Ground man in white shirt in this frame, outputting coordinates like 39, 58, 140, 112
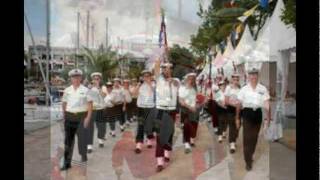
88, 72, 106, 149
135, 70, 156, 154
153, 60, 179, 172
60, 69, 93, 171
236, 68, 271, 171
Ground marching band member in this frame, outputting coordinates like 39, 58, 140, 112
134, 70, 156, 154
154, 61, 179, 172
103, 82, 117, 138
122, 79, 132, 127
87, 72, 105, 152
112, 78, 127, 132
215, 79, 228, 143
60, 69, 93, 171
179, 73, 200, 154
128, 78, 139, 122
224, 72, 241, 153
236, 68, 271, 171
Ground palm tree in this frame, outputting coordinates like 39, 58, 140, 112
82, 45, 119, 82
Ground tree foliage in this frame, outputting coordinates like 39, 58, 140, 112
191, 0, 276, 57
82, 45, 119, 82
280, 0, 296, 29
168, 44, 196, 79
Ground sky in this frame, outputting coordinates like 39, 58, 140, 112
24, 0, 211, 50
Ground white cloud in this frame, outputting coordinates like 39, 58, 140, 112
31, 0, 202, 49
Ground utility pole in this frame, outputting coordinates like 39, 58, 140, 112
24, 12, 50, 105
91, 24, 94, 48
178, 0, 182, 18
46, 0, 50, 106
86, 10, 90, 48
106, 18, 109, 48
76, 12, 80, 68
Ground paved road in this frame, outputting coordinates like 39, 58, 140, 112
24, 111, 295, 180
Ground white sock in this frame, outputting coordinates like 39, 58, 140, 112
87, 145, 93, 149
147, 139, 152, 146
136, 142, 142, 149
164, 150, 170, 158
184, 143, 191, 149
218, 136, 223, 141
157, 157, 164, 165
190, 138, 195, 144
98, 139, 104, 144
230, 142, 236, 149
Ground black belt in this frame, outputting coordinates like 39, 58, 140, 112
243, 107, 262, 112
66, 111, 87, 116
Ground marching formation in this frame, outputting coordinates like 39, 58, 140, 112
60, 59, 271, 173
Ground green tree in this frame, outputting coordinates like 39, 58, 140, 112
191, 0, 276, 57
168, 44, 196, 79
82, 45, 119, 82
280, 0, 296, 29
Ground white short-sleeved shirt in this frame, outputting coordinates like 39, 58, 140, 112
137, 82, 155, 108
112, 87, 125, 105
104, 92, 115, 108
156, 75, 178, 110
225, 85, 240, 105
215, 89, 225, 106
62, 84, 93, 113
89, 86, 105, 110
178, 86, 197, 109
237, 83, 270, 109
122, 88, 132, 103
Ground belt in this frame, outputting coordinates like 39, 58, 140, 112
243, 107, 261, 111
66, 111, 87, 116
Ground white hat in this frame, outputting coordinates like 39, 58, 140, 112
90, 72, 102, 78
123, 79, 130, 83
106, 81, 113, 86
185, 72, 197, 78
218, 80, 225, 86
68, 69, 83, 77
247, 68, 259, 74
113, 77, 121, 82
141, 69, 152, 75
160, 62, 173, 68
231, 73, 240, 77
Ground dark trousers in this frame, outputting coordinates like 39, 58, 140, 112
155, 134, 173, 157
135, 108, 154, 143
155, 111, 175, 157
183, 121, 198, 143
94, 109, 106, 139
181, 112, 198, 143
64, 112, 87, 165
208, 100, 219, 128
226, 106, 238, 143
86, 111, 96, 145
242, 108, 263, 165
217, 107, 228, 135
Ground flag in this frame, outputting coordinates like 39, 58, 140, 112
237, 4, 259, 22
260, 0, 269, 8
243, 4, 259, 16
158, 12, 167, 48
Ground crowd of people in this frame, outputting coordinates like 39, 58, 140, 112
60, 59, 271, 173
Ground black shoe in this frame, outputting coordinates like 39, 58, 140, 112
87, 149, 92, 154
60, 163, 71, 171
184, 148, 191, 154
135, 148, 141, 154
99, 143, 104, 148
112, 134, 116, 137
147, 144, 152, 149
230, 149, 235, 154
164, 157, 170, 162
246, 163, 252, 171
81, 155, 88, 162
156, 165, 164, 172
190, 143, 195, 147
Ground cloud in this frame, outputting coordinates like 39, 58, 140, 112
26, 0, 203, 49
